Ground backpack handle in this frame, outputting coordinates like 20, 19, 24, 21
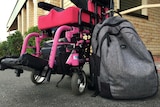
104, 9, 122, 17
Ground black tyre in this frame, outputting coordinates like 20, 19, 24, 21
30, 71, 46, 85
71, 71, 87, 95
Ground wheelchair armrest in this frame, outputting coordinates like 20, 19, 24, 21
38, 2, 64, 12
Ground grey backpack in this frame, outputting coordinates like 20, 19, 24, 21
90, 16, 159, 99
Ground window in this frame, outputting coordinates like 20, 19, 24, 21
118, 0, 148, 18
120, 0, 141, 14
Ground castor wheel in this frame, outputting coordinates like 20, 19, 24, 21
30, 71, 46, 85
71, 70, 87, 95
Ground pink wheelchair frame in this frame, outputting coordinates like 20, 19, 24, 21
0, 0, 113, 95
21, 26, 90, 68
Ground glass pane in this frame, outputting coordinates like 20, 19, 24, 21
120, 0, 141, 14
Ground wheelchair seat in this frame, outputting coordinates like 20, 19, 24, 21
38, 6, 94, 30
38, 0, 113, 30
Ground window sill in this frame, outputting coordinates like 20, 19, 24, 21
125, 13, 148, 20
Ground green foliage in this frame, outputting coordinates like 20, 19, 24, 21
24, 26, 51, 54
0, 26, 51, 57
24, 26, 40, 46
7, 31, 23, 56
0, 41, 9, 56
0, 31, 23, 57
25, 26, 40, 35
24, 26, 41, 53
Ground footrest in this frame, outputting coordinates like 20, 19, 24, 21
0, 56, 19, 70
1, 53, 48, 71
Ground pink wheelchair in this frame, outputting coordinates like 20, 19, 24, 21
0, 0, 113, 95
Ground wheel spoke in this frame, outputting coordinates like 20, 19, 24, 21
34, 75, 39, 80
37, 77, 45, 82
33, 74, 45, 83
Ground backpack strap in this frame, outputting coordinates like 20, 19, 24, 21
95, 32, 111, 54
99, 33, 111, 55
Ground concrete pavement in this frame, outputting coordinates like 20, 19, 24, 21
0, 64, 159, 107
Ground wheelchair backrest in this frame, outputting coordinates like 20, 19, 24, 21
87, 0, 114, 21
91, 0, 113, 7
70, 0, 113, 24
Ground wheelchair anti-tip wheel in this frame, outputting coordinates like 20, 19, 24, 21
30, 71, 46, 85
71, 70, 87, 95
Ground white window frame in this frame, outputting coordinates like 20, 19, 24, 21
117, 0, 148, 16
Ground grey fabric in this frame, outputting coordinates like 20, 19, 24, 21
91, 16, 159, 99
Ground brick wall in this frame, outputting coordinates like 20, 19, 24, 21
114, 0, 160, 58
18, 14, 22, 33
49, 0, 61, 7
63, 0, 74, 8
21, 7, 27, 35
27, 0, 34, 30
33, 0, 45, 26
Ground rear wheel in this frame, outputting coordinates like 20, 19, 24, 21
71, 70, 87, 95
30, 71, 46, 85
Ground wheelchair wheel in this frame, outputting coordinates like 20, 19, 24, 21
30, 71, 46, 85
71, 70, 87, 95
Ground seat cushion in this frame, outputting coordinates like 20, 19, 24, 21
38, 7, 92, 30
